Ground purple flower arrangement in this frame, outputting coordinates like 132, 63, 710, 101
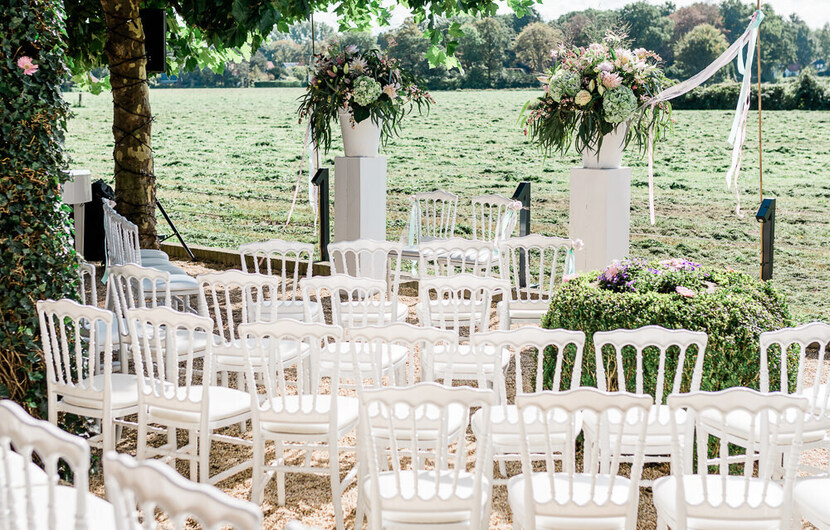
597, 258, 711, 296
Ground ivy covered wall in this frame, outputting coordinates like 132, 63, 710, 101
1, 0, 79, 415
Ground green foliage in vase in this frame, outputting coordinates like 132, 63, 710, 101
1, 0, 80, 417
521, 32, 674, 158
298, 43, 434, 153
542, 259, 797, 403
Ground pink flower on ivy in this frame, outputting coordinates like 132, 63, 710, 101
675, 286, 696, 298
17, 56, 38, 75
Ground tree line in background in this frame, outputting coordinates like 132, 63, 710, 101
151, 0, 830, 91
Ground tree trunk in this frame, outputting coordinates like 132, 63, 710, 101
101, 0, 158, 248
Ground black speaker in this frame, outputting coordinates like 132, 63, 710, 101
140, 8, 166, 74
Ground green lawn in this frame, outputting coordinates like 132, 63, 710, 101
65, 88, 830, 323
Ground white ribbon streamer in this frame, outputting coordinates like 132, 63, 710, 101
642, 10, 764, 224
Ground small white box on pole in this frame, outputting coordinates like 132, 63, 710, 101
569, 167, 631, 272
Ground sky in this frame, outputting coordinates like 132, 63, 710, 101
316, 0, 830, 32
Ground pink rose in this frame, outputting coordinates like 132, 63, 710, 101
17, 56, 38, 76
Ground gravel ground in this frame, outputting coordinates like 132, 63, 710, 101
81, 258, 826, 529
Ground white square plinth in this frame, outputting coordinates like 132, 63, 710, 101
569, 167, 631, 272
334, 156, 387, 243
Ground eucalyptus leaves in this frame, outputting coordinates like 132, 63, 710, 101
298, 44, 433, 153
522, 33, 673, 157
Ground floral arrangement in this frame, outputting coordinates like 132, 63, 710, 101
521, 32, 673, 156
298, 44, 433, 153
594, 257, 712, 295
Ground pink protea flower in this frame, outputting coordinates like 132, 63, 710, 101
601, 71, 622, 89
675, 286, 696, 298
597, 61, 614, 73
17, 56, 38, 75
382, 83, 398, 99
345, 44, 359, 54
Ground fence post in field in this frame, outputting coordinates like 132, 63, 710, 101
512, 181, 531, 287
312, 168, 330, 262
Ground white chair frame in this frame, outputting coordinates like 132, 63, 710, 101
510, 388, 652, 530
418, 237, 497, 278
470, 327, 587, 485
38, 298, 137, 455
654, 389, 808, 530
587, 325, 707, 485
77, 260, 97, 307
0, 400, 116, 530
497, 234, 577, 328
400, 190, 459, 261
104, 451, 262, 530
470, 193, 521, 244
238, 321, 356, 530
356, 383, 496, 529
128, 306, 252, 486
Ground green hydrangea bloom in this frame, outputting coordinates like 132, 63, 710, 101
602, 85, 637, 123
353, 76, 382, 106
548, 70, 580, 102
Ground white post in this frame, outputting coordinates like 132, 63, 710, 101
61, 170, 92, 257
569, 167, 631, 272
334, 156, 387, 275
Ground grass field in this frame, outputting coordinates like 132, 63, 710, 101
65, 88, 830, 323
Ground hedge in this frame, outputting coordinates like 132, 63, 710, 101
1, 0, 79, 416
542, 259, 797, 403
673, 70, 830, 111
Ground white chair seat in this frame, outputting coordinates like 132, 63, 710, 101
140, 249, 169, 261
321, 342, 408, 375
0, 451, 48, 488
146, 262, 188, 276
335, 300, 408, 324
700, 408, 829, 446
147, 386, 250, 424
795, 477, 830, 528
7, 484, 117, 529
497, 300, 548, 321
256, 300, 323, 322
431, 343, 509, 378
260, 395, 358, 435
653, 475, 784, 529
213, 337, 307, 368
60, 373, 140, 410
471, 405, 576, 449
363, 469, 490, 525
508, 472, 631, 528
369, 402, 466, 442
583, 405, 687, 452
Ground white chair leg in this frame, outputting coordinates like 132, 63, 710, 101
251, 434, 265, 504
137, 413, 148, 461
199, 427, 210, 484
276, 440, 286, 506
657, 517, 668, 530
103, 415, 115, 455
330, 442, 345, 530
189, 429, 198, 480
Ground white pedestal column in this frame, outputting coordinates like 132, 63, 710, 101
62, 170, 92, 257
334, 156, 387, 275
569, 167, 631, 272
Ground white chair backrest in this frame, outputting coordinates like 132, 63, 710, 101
471, 194, 521, 243
594, 326, 708, 405
78, 261, 97, 307
102, 199, 141, 266
238, 239, 314, 302
760, 322, 830, 418
418, 274, 510, 337
105, 452, 262, 530
37, 298, 115, 403
328, 239, 404, 297
0, 400, 92, 530
667, 389, 808, 527
347, 323, 459, 387
301, 275, 388, 328
237, 321, 343, 430
472, 328, 587, 399
409, 190, 458, 243
196, 270, 282, 345
418, 237, 495, 277
108, 263, 172, 333
359, 383, 495, 529
128, 307, 214, 416
498, 235, 576, 304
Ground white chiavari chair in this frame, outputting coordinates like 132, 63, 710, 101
509, 388, 651, 530
105, 451, 262, 530
654, 389, 808, 530
400, 190, 459, 263
418, 237, 497, 278
470, 193, 521, 244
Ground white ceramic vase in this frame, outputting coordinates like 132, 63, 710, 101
581, 124, 627, 169
339, 109, 381, 157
